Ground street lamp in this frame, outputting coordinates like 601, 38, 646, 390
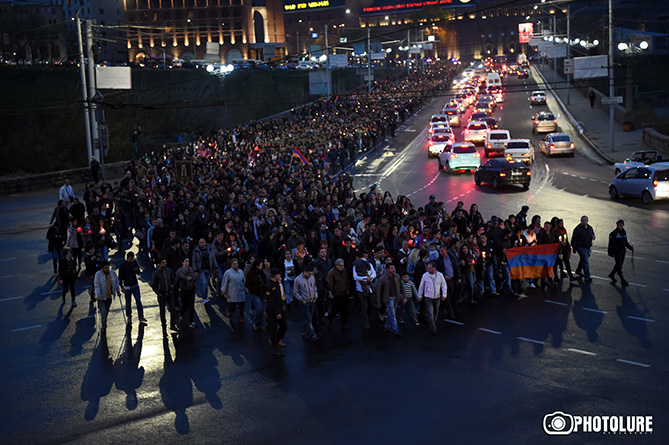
187, 18, 196, 59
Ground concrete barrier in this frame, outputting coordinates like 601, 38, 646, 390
643, 127, 669, 154
0, 162, 128, 195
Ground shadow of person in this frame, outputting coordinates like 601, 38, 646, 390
159, 351, 193, 434
38, 304, 73, 355
614, 285, 652, 350
69, 301, 97, 356
80, 335, 115, 421
24, 275, 59, 311
189, 343, 223, 410
572, 280, 604, 343
115, 323, 146, 411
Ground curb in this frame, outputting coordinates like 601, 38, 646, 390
533, 67, 616, 165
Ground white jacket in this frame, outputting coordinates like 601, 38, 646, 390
94, 269, 120, 300
418, 271, 447, 300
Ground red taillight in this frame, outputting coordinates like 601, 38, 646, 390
499, 172, 506, 177
428, 128, 433, 134
553, 120, 557, 125
450, 154, 459, 158
526, 171, 531, 176
465, 130, 469, 134
429, 140, 433, 146
550, 144, 555, 149
653, 172, 658, 187
474, 153, 480, 158
487, 143, 491, 148
570, 143, 575, 148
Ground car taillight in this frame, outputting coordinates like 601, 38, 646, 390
487, 143, 491, 148
653, 171, 658, 187
553, 120, 557, 125
499, 172, 506, 177
450, 154, 458, 158
474, 153, 480, 158
570, 143, 575, 148
465, 130, 469, 134
428, 128, 433, 134
550, 144, 555, 149
526, 171, 531, 176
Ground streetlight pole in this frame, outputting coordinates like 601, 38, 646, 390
76, 17, 93, 165
325, 23, 330, 97
86, 19, 98, 160
608, 0, 615, 152
367, 27, 371, 92
566, 4, 571, 105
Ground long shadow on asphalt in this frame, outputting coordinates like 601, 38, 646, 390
572, 280, 604, 343
23, 275, 60, 311
613, 283, 652, 350
69, 302, 97, 356
38, 303, 74, 355
80, 336, 115, 421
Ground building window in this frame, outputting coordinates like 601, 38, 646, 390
513, 8, 518, 16
489, 10, 494, 18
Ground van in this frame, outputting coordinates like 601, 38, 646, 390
485, 129, 511, 157
487, 72, 501, 88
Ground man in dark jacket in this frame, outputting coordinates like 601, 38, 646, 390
376, 263, 403, 338
572, 215, 596, 282
266, 268, 287, 356
151, 258, 177, 333
608, 219, 634, 286
326, 259, 350, 329
118, 251, 147, 324
47, 222, 66, 274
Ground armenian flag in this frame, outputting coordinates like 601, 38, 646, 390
505, 243, 560, 279
292, 148, 309, 165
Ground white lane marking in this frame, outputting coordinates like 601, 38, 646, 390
478, 327, 502, 335
589, 178, 597, 182
0, 296, 23, 302
517, 336, 545, 345
12, 325, 42, 332
1, 275, 17, 279
627, 316, 655, 323
356, 173, 384, 177
656, 260, 669, 264
444, 319, 464, 326
616, 359, 650, 368
78, 315, 95, 321
628, 282, 648, 288
590, 275, 609, 281
591, 249, 644, 260
579, 176, 586, 179
568, 348, 597, 356
663, 288, 669, 292
41, 290, 61, 295
582, 307, 607, 314
544, 299, 568, 306
545, 164, 550, 173
0, 257, 17, 262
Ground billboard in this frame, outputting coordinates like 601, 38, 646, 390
95, 66, 131, 89
518, 23, 533, 44
573, 55, 608, 79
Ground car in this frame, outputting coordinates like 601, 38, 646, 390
609, 166, 669, 204
428, 121, 450, 135
428, 133, 453, 157
438, 142, 481, 173
464, 121, 489, 144
432, 126, 455, 144
442, 107, 461, 127
532, 112, 557, 133
475, 159, 531, 190
475, 100, 493, 115
613, 150, 666, 176
530, 91, 547, 105
296, 61, 318, 70
470, 111, 489, 123
540, 133, 575, 157
485, 129, 511, 157
505, 139, 535, 165
479, 116, 499, 130
487, 86, 504, 103
518, 69, 529, 79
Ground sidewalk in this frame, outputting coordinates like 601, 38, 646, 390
533, 63, 666, 165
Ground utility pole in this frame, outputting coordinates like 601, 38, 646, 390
77, 18, 93, 165
566, 4, 571, 105
325, 23, 331, 97
407, 29, 410, 77
86, 20, 98, 160
608, 0, 615, 152
367, 27, 371, 92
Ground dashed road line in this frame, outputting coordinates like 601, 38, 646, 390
517, 336, 545, 345
582, 307, 607, 314
627, 316, 655, 323
592, 249, 644, 260
568, 348, 597, 356
1, 275, 17, 279
78, 315, 95, 321
478, 327, 502, 335
0, 296, 23, 302
663, 288, 669, 292
0, 257, 17, 262
12, 325, 42, 332
443, 319, 464, 326
544, 299, 568, 306
616, 359, 650, 368
657, 260, 669, 264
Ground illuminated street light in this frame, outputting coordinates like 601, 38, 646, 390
618, 42, 628, 51
639, 40, 649, 50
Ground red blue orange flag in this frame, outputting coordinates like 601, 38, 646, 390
292, 148, 309, 165
505, 243, 560, 279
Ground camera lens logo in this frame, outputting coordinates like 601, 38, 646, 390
543, 411, 574, 435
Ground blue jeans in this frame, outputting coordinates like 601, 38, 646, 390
124, 284, 144, 319
485, 264, 497, 293
196, 269, 211, 300
576, 247, 591, 279
501, 263, 513, 293
462, 272, 475, 301
385, 297, 399, 334
300, 301, 316, 339
50, 248, 61, 271
247, 293, 266, 328
283, 280, 294, 305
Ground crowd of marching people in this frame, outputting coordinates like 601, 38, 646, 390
46, 61, 634, 356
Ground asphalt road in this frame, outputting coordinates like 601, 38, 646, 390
0, 71, 667, 444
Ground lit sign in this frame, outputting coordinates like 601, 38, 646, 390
518, 23, 533, 43
285, 0, 329, 10
363, 0, 452, 13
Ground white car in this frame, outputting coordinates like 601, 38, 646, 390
505, 139, 535, 165
609, 166, 669, 204
530, 91, 547, 105
428, 133, 452, 157
464, 121, 489, 144
613, 150, 666, 176
485, 129, 511, 158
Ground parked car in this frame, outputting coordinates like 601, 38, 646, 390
609, 166, 669, 204
464, 121, 489, 144
438, 142, 481, 173
428, 133, 453, 158
475, 159, 531, 190
540, 133, 575, 157
530, 90, 547, 105
485, 129, 511, 157
613, 150, 666, 176
532, 111, 557, 134
505, 139, 535, 165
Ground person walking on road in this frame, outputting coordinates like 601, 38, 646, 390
47, 221, 66, 274
572, 215, 596, 282
293, 263, 319, 342
326, 259, 351, 329
222, 258, 246, 323
589, 89, 596, 108
266, 268, 287, 356
417, 261, 448, 335
608, 219, 634, 286
376, 263, 403, 338
94, 261, 121, 334
151, 258, 178, 334
118, 251, 147, 325
59, 179, 76, 209
193, 238, 216, 304
59, 248, 79, 307
175, 257, 197, 329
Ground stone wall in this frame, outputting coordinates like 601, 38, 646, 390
643, 128, 669, 154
